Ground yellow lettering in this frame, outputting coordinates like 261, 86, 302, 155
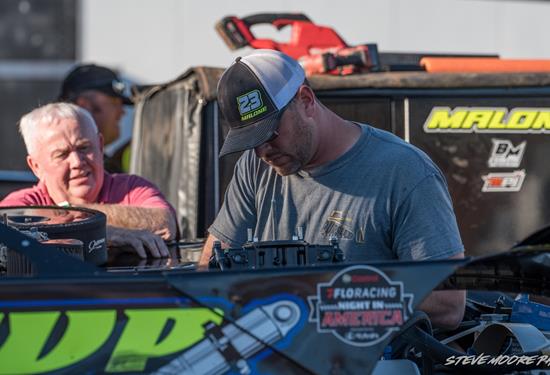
424, 107, 550, 133
0, 311, 115, 374
532, 111, 550, 130
462, 110, 494, 130
424, 108, 467, 130
107, 308, 223, 372
240, 105, 267, 121
487, 110, 508, 129
507, 110, 537, 130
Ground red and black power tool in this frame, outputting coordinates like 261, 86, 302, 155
215, 13, 379, 76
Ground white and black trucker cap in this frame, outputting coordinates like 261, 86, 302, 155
217, 49, 305, 157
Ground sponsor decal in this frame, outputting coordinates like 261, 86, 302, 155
423, 107, 550, 133
308, 265, 413, 347
481, 170, 526, 192
237, 89, 267, 121
0, 307, 222, 374
20, 229, 49, 241
154, 297, 303, 375
321, 210, 354, 240
0, 295, 303, 374
88, 238, 106, 253
488, 139, 526, 168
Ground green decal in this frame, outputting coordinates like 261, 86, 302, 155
237, 89, 266, 121
0, 310, 116, 374
107, 308, 223, 372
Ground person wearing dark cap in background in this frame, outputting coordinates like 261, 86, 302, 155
199, 49, 466, 329
59, 64, 132, 173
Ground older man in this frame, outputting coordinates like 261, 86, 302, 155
0, 103, 177, 258
199, 50, 465, 329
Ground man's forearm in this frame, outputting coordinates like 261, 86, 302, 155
418, 290, 466, 330
198, 234, 231, 270
83, 204, 177, 240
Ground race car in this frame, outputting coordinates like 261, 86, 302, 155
0, 208, 549, 374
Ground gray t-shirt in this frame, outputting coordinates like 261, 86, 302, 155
210, 124, 463, 261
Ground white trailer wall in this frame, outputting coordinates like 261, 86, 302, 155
80, 0, 550, 84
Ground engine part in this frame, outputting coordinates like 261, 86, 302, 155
0, 206, 107, 265
7, 238, 83, 276
209, 237, 344, 270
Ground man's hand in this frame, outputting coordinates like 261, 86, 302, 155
198, 234, 230, 270
107, 226, 170, 258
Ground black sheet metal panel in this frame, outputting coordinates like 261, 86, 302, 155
408, 93, 550, 256
0, 257, 466, 374
308, 71, 550, 90
447, 247, 550, 296
132, 68, 224, 239
1, 218, 548, 374
318, 96, 392, 133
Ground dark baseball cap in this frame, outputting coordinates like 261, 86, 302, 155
58, 64, 133, 105
217, 49, 305, 157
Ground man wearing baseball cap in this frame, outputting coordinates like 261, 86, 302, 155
59, 64, 132, 173
199, 49, 465, 329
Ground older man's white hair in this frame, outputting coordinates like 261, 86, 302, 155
19, 102, 98, 156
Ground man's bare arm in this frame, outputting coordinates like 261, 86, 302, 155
198, 234, 230, 270
418, 252, 466, 330
82, 204, 177, 241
